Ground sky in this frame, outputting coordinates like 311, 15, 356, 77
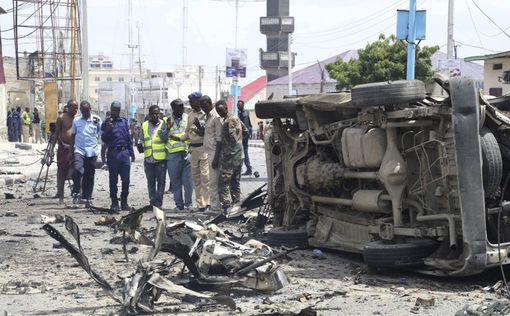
0, 0, 509, 84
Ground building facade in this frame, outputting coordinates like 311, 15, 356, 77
466, 51, 510, 97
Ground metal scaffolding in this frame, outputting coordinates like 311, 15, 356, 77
13, 0, 82, 88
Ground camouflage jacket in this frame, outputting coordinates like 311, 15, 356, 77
220, 113, 247, 170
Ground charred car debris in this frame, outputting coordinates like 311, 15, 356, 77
42, 193, 294, 314
256, 76, 510, 276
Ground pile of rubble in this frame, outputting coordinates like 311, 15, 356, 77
43, 200, 292, 314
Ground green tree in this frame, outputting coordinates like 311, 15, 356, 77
326, 34, 439, 90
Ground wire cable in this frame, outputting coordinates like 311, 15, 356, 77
471, 0, 510, 39
465, 0, 485, 52
295, 0, 406, 37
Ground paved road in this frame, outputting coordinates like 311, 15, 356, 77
0, 145, 502, 315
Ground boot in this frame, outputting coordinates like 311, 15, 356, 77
242, 169, 252, 176
110, 196, 120, 212
120, 195, 129, 211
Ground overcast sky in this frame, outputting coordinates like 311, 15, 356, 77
0, 0, 509, 83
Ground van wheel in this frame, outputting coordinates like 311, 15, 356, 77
351, 80, 426, 107
255, 100, 297, 119
480, 127, 502, 198
266, 228, 309, 247
363, 238, 437, 267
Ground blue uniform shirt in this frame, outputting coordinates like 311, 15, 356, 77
72, 114, 102, 157
101, 117, 135, 158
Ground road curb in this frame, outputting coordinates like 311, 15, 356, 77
248, 143, 265, 149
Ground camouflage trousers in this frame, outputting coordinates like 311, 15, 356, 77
219, 161, 242, 209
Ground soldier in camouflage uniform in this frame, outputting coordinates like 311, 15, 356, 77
214, 100, 248, 210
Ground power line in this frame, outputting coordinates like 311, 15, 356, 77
465, 0, 485, 52
471, 0, 510, 39
480, 25, 510, 38
454, 40, 502, 53
295, 0, 406, 37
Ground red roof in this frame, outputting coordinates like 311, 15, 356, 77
227, 75, 267, 110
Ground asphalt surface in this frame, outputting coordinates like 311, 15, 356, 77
0, 145, 506, 315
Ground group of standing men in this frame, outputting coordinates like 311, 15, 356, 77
50, 91, 253, 214
52, 99, 135, 212
141, 92, 251, 213
7, 107, 42, 143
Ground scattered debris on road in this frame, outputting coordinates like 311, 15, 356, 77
42, 206, 292, 314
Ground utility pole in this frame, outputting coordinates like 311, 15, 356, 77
215, 65, 219, 100
317, 60, 325, 93
127, 0, 138, 118
81, 0, 89, 100
198, 65, 203, 92
447, 0, 454, 60
406, 0, 417, 80
137, 22, 145, 109
70, 0, 78, 99
182, 0, 188, 65
288, 33, 293, 95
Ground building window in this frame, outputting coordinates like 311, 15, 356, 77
118, 77, 124, 82
489, 87, 503, 97
503, 71, 510, 84
493, 63, 503, 70
94, 77, 100, 81
107, 77, 112, 82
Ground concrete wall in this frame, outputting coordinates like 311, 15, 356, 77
484, 57, 510, 96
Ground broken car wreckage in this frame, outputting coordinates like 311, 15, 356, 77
256, 76, 510, 276
43, 204, 290, 314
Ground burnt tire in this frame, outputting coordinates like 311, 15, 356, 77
266, 228, 309, 248
480, 127, 503, 197
351, 80, 426, 107
363, 238, 437, 267
255, 100, 297, 119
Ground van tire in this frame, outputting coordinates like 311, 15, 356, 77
363, 238, 437, 267
351, 80, 426, 107
255, 100, 297, 119
480, 127, 503, 197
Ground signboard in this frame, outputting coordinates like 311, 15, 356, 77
438, 59, 462, 78
226, 48, 247, 78
396, 10, 427, 40
44, 81, 58, 135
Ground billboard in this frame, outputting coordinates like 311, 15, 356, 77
226, 48, 247, 78
438, 59, 462, 78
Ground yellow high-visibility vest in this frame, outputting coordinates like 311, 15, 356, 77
165, 113, 189, 154
142, 120, 166, 161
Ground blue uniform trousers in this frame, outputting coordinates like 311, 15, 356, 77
167, 151, 193, 210
107, 148, 131, 199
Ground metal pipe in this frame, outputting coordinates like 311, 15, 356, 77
404, 198, 459, 250
311, 195, 352, 206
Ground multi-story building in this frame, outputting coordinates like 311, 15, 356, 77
465, 51, 510, 97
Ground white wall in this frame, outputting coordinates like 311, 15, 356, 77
484, 57, 510, 97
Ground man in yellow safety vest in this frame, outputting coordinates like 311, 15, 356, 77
141, 105, 167, 207
163, 99, 193, 211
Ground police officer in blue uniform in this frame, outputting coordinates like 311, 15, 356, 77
101, 101, 135, 212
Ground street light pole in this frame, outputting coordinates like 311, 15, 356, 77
81, 0, 89, 100
288, 33, 292, 96
406, 0, 417, 80
447, 0, 454, 60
